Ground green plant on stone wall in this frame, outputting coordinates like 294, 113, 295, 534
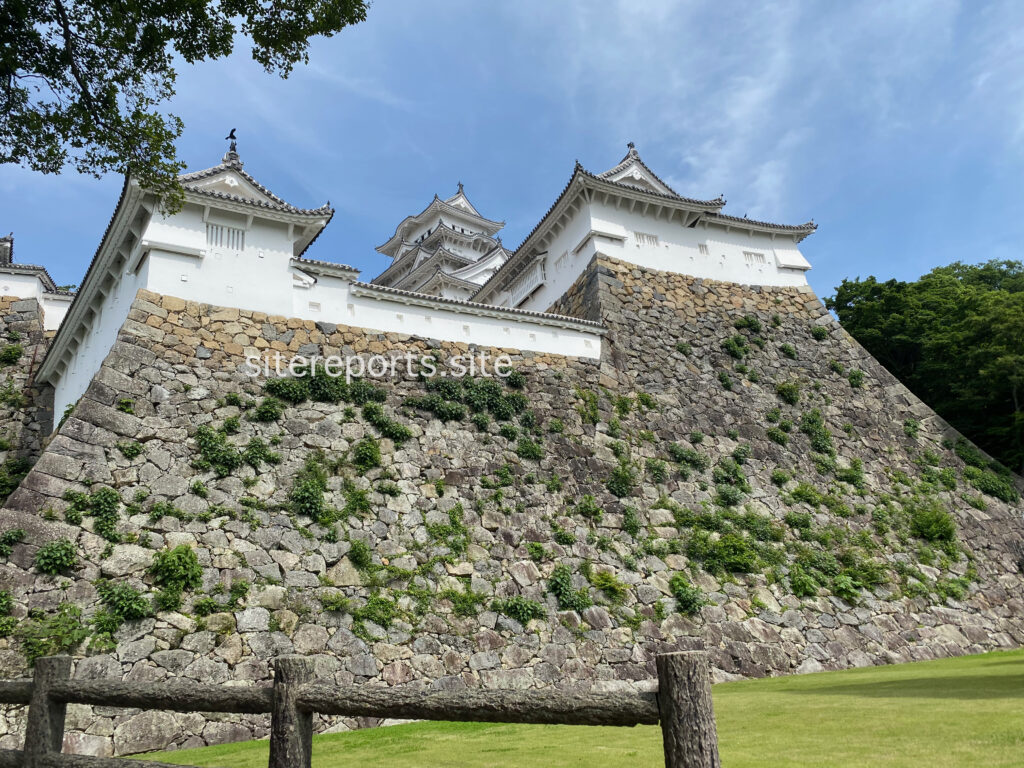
351, 437, 381, 472
645, 458, 668, 483
848, 370, 865, 389
34, 539, 77, 574
0, 529, 25, 558
775, 380, 801, 405
249, 396, 285, 422
575, 388, 599, 425
0, 457, 31, 504
193, 425, 243, 477
116, 441, 143, 459
492, 596, 546, 625
0, 345, 23, 365
721, 335, 748, 359
290, 454, 330, 521
63, 487, 121, 541
548, 564, 591, 612
669, 572, 707, 615
147, 544, 202, 611
589, 570, 627, 605
779, 343, 798, 359
734, 315, 762, 333
15, 603, 90, 665
0, 378, 26, 408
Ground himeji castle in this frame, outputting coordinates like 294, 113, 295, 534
22, 140, 817, 422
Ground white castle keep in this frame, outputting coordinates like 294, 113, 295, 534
10, 142, 816, 423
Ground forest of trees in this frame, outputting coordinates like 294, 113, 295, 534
827, 260, 1024, 476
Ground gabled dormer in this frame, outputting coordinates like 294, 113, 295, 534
597, 142, 681, 197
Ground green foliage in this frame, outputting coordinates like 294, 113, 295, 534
0, 528, 25, 557
116, 398, 135, 414
589, 570, 627, 604
799, 409, 835, 456
441, 589, 487, 618
575, 495, 604, 521
908, 499, 957, 543
903, 419, 921, 439
547, 564, 591, 612
575, 388, 599, 424
0, 378, 26, 408
668, 443, 709, 471
116, 440, 144, 459
722, 335, 748, 359
687, 531, 761, 574
16, 604, 90, 665
779, 343, 798, 359
675, 340, 693, 356
34, 538, 77, 574
264, 376, 310, 404
362, 402, 412, 444
63, 487, 121, 541
516, 437, 544, 461
848, 369, 865, 389
718, 371, 734, 390
669, 573, 707, 615
94, 579, 150, 632
492, 596, 546, 625
766, 426, 789, 446
775, 380, 801, 405
645, 458, 668, 483
4, 0, 369, 208
320, 593, 351, 613
241, 437, 281, 469
0, 457, 32, 503
250, 397, 285, 422
734, 314, 762, 333
622, 507, 641, 538
192, 597, 221, 616
148, 545, 202, 598
526, 542, 548, 562
193, 424, 243, 477
811, 325, 829, 341
963, 466, 1019, 503
425, 504, 469, 556
0, 590, 12, 616
0, 345, 23, 365
351, 437, 381, 471
552, 524, 576, 546
606, 461, 637, 498
290, 454, 329, 520
347, 539, 374, 570
547, 418, 564, 434
771, 468, 791, 486
471, 412, 490, 431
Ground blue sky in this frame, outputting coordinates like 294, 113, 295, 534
2, 0, 1023, 300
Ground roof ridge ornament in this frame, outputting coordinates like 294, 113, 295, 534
626, 141, 639, 158
222, 128, 241, 165
457, 181, 463, 194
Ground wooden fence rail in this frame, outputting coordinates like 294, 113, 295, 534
0, 651, 721, 768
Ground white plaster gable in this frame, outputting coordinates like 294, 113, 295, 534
186, 169, 277, 207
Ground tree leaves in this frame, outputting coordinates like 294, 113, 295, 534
1, 0, 368, 209
826, 260, 1024, 474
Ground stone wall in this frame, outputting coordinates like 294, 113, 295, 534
0, 257, 1022, 756
0, 297, 53, 505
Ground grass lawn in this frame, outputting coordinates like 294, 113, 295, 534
153, 649, 1024, 768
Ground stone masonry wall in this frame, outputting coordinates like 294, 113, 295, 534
0, 258, 1021, 756
0, 297, 54, 504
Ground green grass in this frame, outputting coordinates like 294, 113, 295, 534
153, 650, 1024, 768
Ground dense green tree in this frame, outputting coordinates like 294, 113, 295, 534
1, 0, 368, 209
827, 260, 1024, 474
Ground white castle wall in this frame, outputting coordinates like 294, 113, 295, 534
49, 202, 603, 423
515, 199, 811, 315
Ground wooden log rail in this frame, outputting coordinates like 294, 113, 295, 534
0, 651, 721, 768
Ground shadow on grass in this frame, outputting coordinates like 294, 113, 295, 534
785, 668, 1024, 700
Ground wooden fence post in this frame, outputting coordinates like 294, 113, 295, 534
23, 655, 73, 768
269, 655, 316, 768
656, 651, 721, 768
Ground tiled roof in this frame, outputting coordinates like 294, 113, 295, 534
351, 281, 606, 332
179, 153, 332, 217
0, 259, 58, 291
704, 212, 817, 237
